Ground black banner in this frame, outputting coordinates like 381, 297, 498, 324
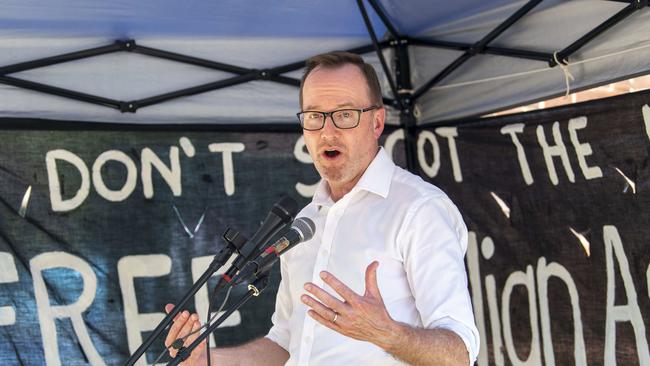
416, 90, 650, 366
0, 90, 649, 365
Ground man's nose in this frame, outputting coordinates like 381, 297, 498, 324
320, 115, 339, 136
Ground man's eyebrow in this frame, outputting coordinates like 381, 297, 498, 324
303, 102, 356, 111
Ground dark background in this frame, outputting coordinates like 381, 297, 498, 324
1, 90, 649, 365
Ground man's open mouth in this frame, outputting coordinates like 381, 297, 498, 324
323, 149, 341, 159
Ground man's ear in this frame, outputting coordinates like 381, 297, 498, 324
373, 107, 386, 138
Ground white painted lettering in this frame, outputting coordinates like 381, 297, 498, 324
647, 263, 650, 301
46, 149, 90, 212
92, 150, 137, 202
208, 143, 245, 196
30, 252, 105, 366
642, 104, 650, 141
567, 117, 602, 180
117, 254, 171, 366
501, 265, 541, 366
293, 136, 318, 198
466, 233, 487, 365
500, 124, 533, 185
485, 274, 504, 366
603, 226, 650, 365
141, 147, 182, 199
384, 129, 404, 162
536, 122, 575, 185
536, 257, 586, 366
417, 131, 440, 178
179, 137, 196, 157
0, 252, 18, 325
435, 127, 463, 182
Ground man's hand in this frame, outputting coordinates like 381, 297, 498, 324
300, 261, 402, 350
164, 304, 207, 365
301, 261, 470, 365
162, 305, 290, 366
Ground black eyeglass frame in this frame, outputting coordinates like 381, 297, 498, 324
296, 105, 380, 131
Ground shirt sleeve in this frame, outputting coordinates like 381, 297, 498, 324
398, 195, 480, 365
265, 255, 292, 351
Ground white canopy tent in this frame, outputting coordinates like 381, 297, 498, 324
0, 0, 648, 126
1, 3, 649, 365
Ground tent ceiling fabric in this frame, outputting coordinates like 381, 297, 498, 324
0, 0, 648, 125
409, 0, 650, 122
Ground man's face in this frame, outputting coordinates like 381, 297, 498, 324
301, 64, 385, 188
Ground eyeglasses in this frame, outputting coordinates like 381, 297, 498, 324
297, 106, 380, 131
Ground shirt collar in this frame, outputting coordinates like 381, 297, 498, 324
312, 147, 395, 208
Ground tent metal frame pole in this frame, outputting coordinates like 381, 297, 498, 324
413, 0, 543, 100
407, 38, 552, 62
269, 41, 391, 75
395, 41, 419, 172
0, 41, 125, 75
0, 75, 122, 110
133, 73, 258, 110
132, 42, 300, 87
366, 0, 400, 39
0, 1, 645, 126
605, 0, 649, 6
550, 0, 648, 66
356, 0, 420, 171
356, 0, 401, 105
0, 37, 394, 113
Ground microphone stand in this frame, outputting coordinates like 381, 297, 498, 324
167, 274, 271, 366
124, 228, 247, 366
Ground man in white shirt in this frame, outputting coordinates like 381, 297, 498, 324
165, 51, 479, 365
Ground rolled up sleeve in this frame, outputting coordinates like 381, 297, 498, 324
399, 195, 480, 365
265, 257, 292, 351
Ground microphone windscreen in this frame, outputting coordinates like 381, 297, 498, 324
292, 217, 316, 242
272, 196, 299, 223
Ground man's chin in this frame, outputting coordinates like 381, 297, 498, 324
316, 166, 345, 184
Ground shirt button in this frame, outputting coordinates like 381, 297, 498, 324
304, 335, 312, 344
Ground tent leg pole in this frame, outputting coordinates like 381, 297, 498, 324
394, 40, 418, 172
402, 105, 418, 173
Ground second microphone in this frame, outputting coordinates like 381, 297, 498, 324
232, 217, 316, 285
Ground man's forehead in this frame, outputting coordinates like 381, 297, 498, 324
306, 63, 365, 81
303, 101, 356, 111
302, 64, 372, 109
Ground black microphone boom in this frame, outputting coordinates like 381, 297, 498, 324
232, 217, 315, 284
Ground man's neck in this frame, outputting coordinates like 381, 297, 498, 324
328, 180, 358, 202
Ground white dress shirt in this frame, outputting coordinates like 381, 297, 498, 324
266, 148, 479, 365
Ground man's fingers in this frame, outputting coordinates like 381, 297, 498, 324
165, 310, 190, 348
319, 271, 360, 302
364, 261, 382, 298
194, 322, 207, 353
187, 320, 206, 353
192, 321, 206, 355
301, 294, 338, 322
179, 314, 198, 346
304, 282, 347, 311
307, 309, 339, 332
165, 303, 186, 323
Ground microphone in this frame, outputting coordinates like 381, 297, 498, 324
233, 196, 298, 268
209, 196, 298, 305
232, 217, 315, 284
